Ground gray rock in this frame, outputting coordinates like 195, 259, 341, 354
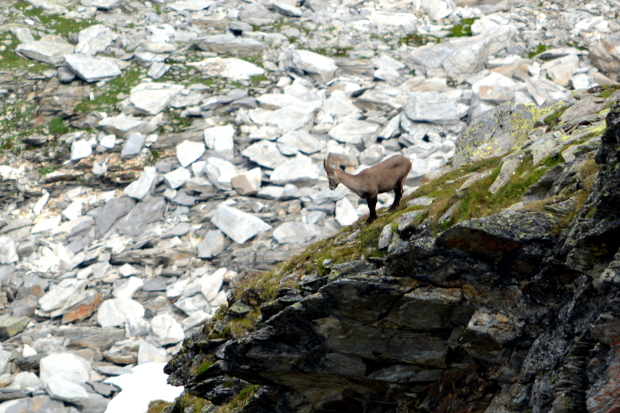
273, 222, 319, 244
404, 92, 469, 123
121, 133, 146, 158
64, 54, 122, 83
258, 103, 320, 133
197, 229, 227, 259
204, 157, 237, 190
138, 340, 167, 364
231, 168, 261, 196
328, 120, 379, 145
97, 298, 145, 328
75, 24, 118, 55
188, 57, 265, 80
99, 115, 148, 138
542, 54, 580, 87
96, 197, 136, 235
204, 125, 235, 159
176, 140, 205, 168
113, 277, 144, 299
336, 198, 359, 227
148, 62, 170, 79
242, 140, 288, 169
407, 196, 434, 207
270, 155, 320, 186
416, 0, 454, 20
0, 237, 18, 264
10, 27, 35, 44
257, 93, 304, 110
195, 34, 265, 55
126, 317, 151, 338
125, 83, 184, 116
39, 279, 87, 313
150, 315, 184, 346
212, 205, 272, 244
283, 49, 338, 84
71, 140, 92, 161
410, 26, 515, 77
269, 0, 303, 17
182, 311, 211, 331
360, 144, 386, 165
58, 65, 77, 83
99, 134, 116, 149
0, 347, 12, 374
164, 167, 191, 189
124, 167, 157, 200
7, 372, 43, 390
118, 197, 166, 237
379, 224, 394, 249
277, 130, 325, 155
82, 0, 122, 9
16, 40, 74, 65
45, 378, 89, 403
588, 32, 620, 81
40, 353, 91, 385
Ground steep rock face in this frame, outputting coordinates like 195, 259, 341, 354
165, 101, 620, 412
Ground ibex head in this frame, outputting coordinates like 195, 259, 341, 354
323, 154, 340, 190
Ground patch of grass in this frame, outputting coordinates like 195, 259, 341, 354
242, 54, 264, 67
146, 400, 172, 413
196, 360, 214, 376
543, 105, 568, 128
49, 117, 69, 135
15, 1, 95, 37
601, 85, 620, 99
527, 43, 551, 59
38, 165, 58, 177
399, 32, 441, 47
313, 46, 354, 58
146, 150, 161, 166
447, 18, 477, 37
220, 385, 260, 413
176, 393, 210, 413
250, 74, 268, 85
0, 97, 43, 153
1, 34, 49, 72
74, 66, 143, 113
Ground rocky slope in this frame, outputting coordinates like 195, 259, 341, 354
1, 0, 620, 412
163, 90, 620, 413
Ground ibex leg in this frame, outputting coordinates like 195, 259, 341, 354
389, 177, 405, 212
366, 194, 378, 224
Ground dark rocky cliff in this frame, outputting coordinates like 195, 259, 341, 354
161, 90, 620, 413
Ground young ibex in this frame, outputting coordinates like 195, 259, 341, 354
323, 153, 412, 224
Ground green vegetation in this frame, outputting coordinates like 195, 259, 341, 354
0, 97, 43, 154
447, 18, 477, 37
527, 43, 551, 59
49, 117, 69, 135
196, 360, 214, 376
601, 85, 620, 99
0, 34, 48, 72
250, 74, 268, 85
15, 1, 95, 37
399, 32, 441, 47
220, 385, 260, 413
38, 165, 58, 177
74, 67, 143, 113
146, 400, 171, 413
312, 46, 353, 58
